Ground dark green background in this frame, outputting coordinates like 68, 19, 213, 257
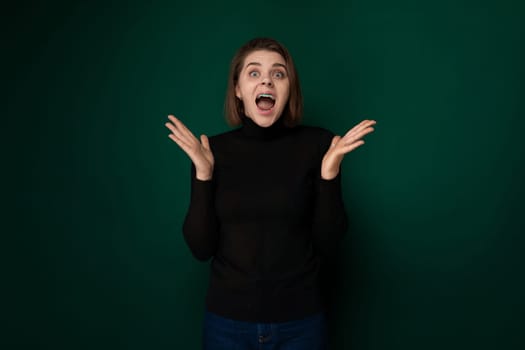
5, 0, 524, 349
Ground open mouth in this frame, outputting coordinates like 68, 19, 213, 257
255, 93, 275, 111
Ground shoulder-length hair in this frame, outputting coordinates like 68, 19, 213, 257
224, 38, 303, 127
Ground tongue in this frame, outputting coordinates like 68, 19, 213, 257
257, 97, 274, 110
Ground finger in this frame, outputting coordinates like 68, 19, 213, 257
353, 126, 375, 139
340, 140, 365, 154
167, 115, 191, 137
331, 135, 341, 148
343, 126, 375, 145
169, 134, 208, 167
200, 134, 211, 150
165, 118, 202, 146
168, 114, 182, 132
168, 133, 192, 153
168, 115, 199, 143
349, 119, 374, 132
343, 120, 376, 139
165, 122, 193, 147
165, 121, 179, 134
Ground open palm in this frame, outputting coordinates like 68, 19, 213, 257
165, 115, 214, 181
321, 119, 376, 180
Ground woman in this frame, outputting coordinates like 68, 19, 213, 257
165, 37, 375, 349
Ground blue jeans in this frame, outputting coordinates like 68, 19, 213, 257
203, 311, 327, 350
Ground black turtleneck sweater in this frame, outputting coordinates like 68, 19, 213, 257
183, 116, 348, 323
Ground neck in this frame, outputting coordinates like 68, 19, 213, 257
240, 115, 288, 140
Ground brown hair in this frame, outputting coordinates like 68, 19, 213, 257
224, 38, 303, 127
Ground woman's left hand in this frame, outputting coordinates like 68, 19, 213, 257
321, 119, 376, 180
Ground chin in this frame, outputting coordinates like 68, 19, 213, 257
253, 117, 277, 128
248, 109, 282, 128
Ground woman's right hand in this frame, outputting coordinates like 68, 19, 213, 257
165, 115, 214, 181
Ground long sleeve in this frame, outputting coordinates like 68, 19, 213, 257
182, 163, 220, 261
311, 132, 348, 257
188, 120, 351, 322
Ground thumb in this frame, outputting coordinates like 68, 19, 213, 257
331, 135, 341, 148
200, 134, 210, 150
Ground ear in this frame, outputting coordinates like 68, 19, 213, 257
235, 85, 241, 99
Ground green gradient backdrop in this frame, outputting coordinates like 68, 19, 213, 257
5, 0, 524, 349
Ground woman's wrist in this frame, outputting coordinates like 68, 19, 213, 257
196, 171, 213, 181
321, 169, 339, 181
195, 173, 212, 181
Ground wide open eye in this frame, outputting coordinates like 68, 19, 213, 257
273, 71, 286, 79
249, 71, 260, 78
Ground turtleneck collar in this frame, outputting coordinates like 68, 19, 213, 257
240, 115, 289, 141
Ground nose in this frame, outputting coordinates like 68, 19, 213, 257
261, 77, 273, 87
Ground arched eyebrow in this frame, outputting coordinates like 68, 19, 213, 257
246, 62, 287, 70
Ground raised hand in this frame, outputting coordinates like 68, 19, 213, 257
321, 119, 376, 180
165, 115, 214, 181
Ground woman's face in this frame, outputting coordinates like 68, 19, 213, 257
235, 50, 290, 128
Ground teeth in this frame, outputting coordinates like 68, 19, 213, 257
257, 93, 275, 100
